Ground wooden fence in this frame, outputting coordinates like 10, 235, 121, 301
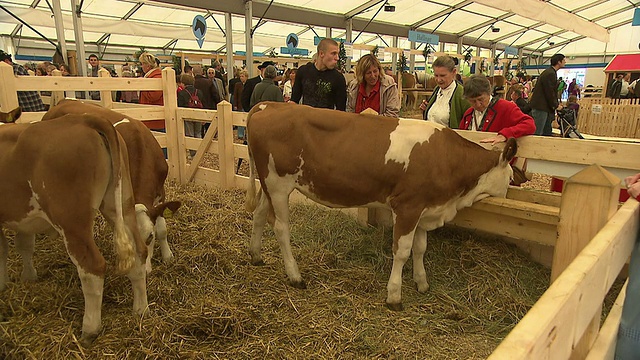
1, 62, 640, 359
577, 98, 640, 138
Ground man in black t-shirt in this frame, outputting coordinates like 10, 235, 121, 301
291, 38, 347, 111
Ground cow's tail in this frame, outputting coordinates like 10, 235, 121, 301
244, 106, 263, 213
85, 115, 137, 274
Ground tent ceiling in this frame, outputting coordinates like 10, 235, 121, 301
1, 0, 638, 59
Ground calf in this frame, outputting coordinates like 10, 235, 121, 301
42, 100, 180, 273
245, 102, 517, 310
0, 114, 148, 345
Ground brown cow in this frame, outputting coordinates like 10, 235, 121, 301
0, 113, 148, 345
245, 102, 517, 310
42, 100, 180, 273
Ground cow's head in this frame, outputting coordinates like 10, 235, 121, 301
472, 137, 518, 201
0, 107, 22, 123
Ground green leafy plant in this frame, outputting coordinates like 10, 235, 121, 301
422, 45, 432, 59
397, 52, 407, 72
464, 49, 473, 64
371, 45, 379, 57
337, 41, 347, 72
267, 49, 278, 58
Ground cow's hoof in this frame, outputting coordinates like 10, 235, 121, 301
288, 280, 307, 289
162, 254, 175, 264
416, 282, 430, 294
21, 270, 37, 282
80, 332, 99, 347
386, 302, 403, 311
250, 259, 266, 266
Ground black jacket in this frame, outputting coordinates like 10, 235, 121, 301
194, 75, 220, 110
241, 75, 262, 112
529, 66, 558, 113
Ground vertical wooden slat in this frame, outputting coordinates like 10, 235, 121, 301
98, 68, 113, 109
162, 67, 181, 182
217, 101, 235, 189
0, 62, 19, 112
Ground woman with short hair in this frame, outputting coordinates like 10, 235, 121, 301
459, 74, 535, 144
420, 55, 471, 128
138, 52, 163, 106
346, 54, 399, 117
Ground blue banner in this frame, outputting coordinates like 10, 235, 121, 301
408, 30, 439, 45
280, 47, 309, 56
504, 46, 518, 56
314, 36, 345, 46
633, 8, 640, 26
234, 51, 266, 57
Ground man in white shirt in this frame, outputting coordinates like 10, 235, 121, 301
621, 73, 631, 99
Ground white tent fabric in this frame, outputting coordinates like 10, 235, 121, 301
0, 0, 638, 59
473, 0, 610, 43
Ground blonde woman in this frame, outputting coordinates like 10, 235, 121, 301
138, 52, 163, 106
346, 54, 399, 117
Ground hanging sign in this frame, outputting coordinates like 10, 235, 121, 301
192, 15, 207, 48
504, 46, 518, 56
408, 30, 439, 45
280, 47, 309, 56
286, 33, 299, 50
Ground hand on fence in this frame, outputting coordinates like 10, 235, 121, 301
625, 173, 640, 200
479, 134, 507, 145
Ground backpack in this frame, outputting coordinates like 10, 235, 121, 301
185, 88, 203, 108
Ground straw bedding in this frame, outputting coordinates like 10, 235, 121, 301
1, 178, 560, 359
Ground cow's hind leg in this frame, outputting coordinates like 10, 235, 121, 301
249, 190, 271, 266
60, 223, 107, 346
15, 232, 37, 282
386, 211, 420, 311
412, 226, 429, 293
270, 191, 304, 289
0, 230, 8, 290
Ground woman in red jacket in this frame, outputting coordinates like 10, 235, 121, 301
138, 52, 165, 130
459, 74, 535, 144
139, 52, 163, 106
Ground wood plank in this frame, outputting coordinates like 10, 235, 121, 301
585, 280, 627, 360
186, 123, 219, 183
15, 76, 164, 91
488, 200, 639, 360
472, 197, 559, 226
450, 207, 558, 246
506, 187, 562, 208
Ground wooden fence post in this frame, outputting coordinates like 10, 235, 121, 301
0, 62, 19, 112
162, 67, 181, 182
552, 164, 620, 359
98, 68, 113, 108
50, 69, 64, 107
217, 100, 235, 189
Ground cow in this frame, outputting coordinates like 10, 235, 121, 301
244, 102, 517, 310
0, 113, 148, 345
41, 99, 181, 273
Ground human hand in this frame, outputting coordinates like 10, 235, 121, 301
625, 173, 640, 188
419, 100, 427, 111
557, 104, 563, 110
479, 134, 507, 145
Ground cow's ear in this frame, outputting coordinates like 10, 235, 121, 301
501, 137, 517, 163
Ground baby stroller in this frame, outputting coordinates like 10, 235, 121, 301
556, 107, 584, 139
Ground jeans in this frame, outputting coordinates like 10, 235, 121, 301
531, 109, 554, 136
615, 230, 640, 360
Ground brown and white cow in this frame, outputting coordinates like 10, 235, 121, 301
0, 113, 148, 345
42, 100, 181, 273
245, 102, 517, 310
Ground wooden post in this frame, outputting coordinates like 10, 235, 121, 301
0, 62, 19, 112
98, 68, 113, 108
162, 67, 181, 182
552, 164, 619, 359
50, 69, 64, 107
217, 100, 235, 189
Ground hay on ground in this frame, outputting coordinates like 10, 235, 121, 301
0, 180, 618, 359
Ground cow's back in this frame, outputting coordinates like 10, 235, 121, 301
248, 102, 506, 210
43, 100, 168, 206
